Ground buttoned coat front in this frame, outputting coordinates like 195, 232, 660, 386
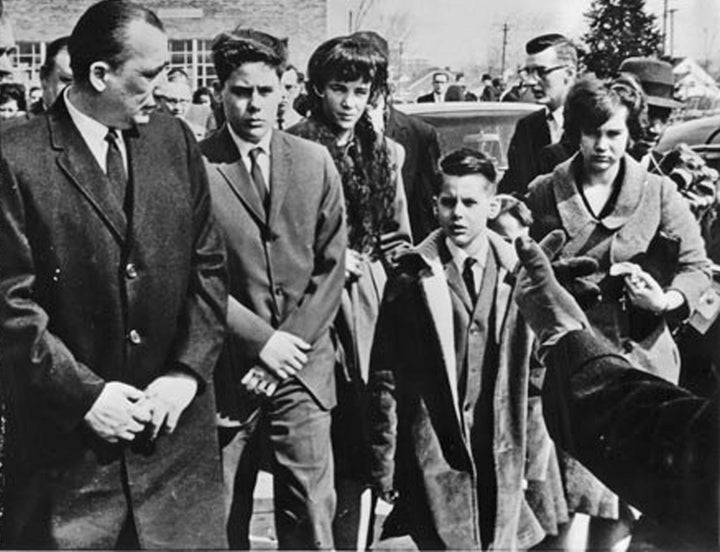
0, 97, 228, 548
368, 230, 545, 550
200, 126, 346, 423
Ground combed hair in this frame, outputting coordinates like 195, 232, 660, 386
69, 0, 163, 84
563, 75, 644, 147
40, 36, 69, 80
440, 148, 497, 184
212, 29, 287, 83
306, 35, 388, 116
526, 33, 577, 67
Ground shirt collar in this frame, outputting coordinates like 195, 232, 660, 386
64, 86, 116, 146
227, 124, 272, 159
445, 234, 489, 274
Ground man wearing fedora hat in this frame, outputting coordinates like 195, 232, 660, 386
618, 57, 683, 170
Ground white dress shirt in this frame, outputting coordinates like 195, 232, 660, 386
227, 124, 272, 189
64, 87, 128, 174
547, 107, 564, 144
446, 235, 490, 297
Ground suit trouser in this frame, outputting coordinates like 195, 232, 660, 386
220, 378, 336, 550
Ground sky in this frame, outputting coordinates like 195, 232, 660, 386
363, 0, 720, 71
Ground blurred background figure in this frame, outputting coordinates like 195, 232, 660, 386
155, 67, 208, 139
277, 64, 303, 129
0, 2, 15, 84
0, 82, 25, 119
29, 36, 71, 117
192, 86, 213, 106
27, 86, 40, 105
417, 71, 448, 103
488, 193, 532, 241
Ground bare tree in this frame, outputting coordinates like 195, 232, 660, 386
351, 0, 376, 32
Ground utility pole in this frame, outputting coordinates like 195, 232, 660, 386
348, 10, 353, 33
500, 22, 509, 76
669, 8, 678, 57
662, 0, 668, 54
398, 40, 404, 81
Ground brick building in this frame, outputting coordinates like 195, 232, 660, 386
5, 0, 349, 88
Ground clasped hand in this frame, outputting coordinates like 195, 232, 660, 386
84, 372, 198, 443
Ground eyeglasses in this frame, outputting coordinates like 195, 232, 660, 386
523, 64, 567, 79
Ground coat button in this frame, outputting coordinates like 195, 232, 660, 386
128, 329, 141, 345
125, 263, 138, 279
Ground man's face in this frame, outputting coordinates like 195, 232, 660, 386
279, 67, 300, 114
579, 106, 629, 174
222, 61, 281, 144
432, 74, 448, 96
644, 104, 672, 149
437, 173, 497, 249
98, 20, 169, 129
0, 17, 16, 83
42, 47, 72, 108
156, 80, 192, 117
0, 98, 18, 119
525, 46, 575, 111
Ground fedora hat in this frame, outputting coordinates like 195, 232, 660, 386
619, 57, 682, 109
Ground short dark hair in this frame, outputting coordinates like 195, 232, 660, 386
491, 194, 533, 227
0, 82, 26, 111
69, 0, 164, 84
40, 36, 69, 81
306, 35, 388, 116
212, 29, 287, 84
432, 71, 448, 82
526, 33, 577, 67
440, 148, 497, 184
563, 75, 644, 147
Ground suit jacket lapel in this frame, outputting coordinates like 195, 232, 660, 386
50, 97, 126, 244
210, 126, 267, 226
267, 132, 292, 227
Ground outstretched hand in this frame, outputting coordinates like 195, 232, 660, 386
515, 230, 590, 352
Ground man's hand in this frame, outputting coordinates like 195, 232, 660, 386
258, 330, 311, 380
552, 256, 602, 310
84, 382, 151, 443
241, 366, 279, 396
138, 371, 199, 440
515, 231, 590, 351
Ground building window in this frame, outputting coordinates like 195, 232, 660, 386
14, 41, 44, 85
196, 39, 216, 89
168, 39, 217, 91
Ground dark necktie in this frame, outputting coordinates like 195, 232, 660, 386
462, 257, 478, 305
105, 128, 126, 206
249, 147, 269, 212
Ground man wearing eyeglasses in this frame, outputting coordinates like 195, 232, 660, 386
0, 2, 15, 84
499, 33, 576, 196
417, 72, 449, 103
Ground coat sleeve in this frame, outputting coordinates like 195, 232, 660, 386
168, 122, 229, 386
544, 329, 718, 544
278, 149, 347, 344
0, 158, 105, 430
367, 276, 406, 494
658, 177, 712, 312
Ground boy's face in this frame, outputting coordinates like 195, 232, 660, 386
437, 173, 498, 250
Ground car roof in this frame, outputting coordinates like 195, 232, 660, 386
658, 114, 720, 152
396, 101, 542, 119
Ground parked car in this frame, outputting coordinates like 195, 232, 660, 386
658, 114, 720, 172
395, 101, 540, 176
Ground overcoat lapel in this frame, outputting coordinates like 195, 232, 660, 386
267, 132, 292, 228
487, 233, 518, 343
50, 97, 127, 244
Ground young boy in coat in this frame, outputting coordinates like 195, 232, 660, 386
368, 148, 546, 550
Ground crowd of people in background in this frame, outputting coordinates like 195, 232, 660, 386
0, 0, 718, 551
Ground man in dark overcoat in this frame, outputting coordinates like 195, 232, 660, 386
499, 34, 576, 196
0, 1, 228, 547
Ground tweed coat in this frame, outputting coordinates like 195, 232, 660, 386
200, 125, 346, 423
368, 229, 546, 550
0, 97, 228, 548
526, 154, 711, 384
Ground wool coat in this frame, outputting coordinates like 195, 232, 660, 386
0, 97, 228, 548
526, 154, 711, 384
368, 229, 546, 550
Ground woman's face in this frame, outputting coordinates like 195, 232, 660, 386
320, 77, 372, 133
579, 105, 630, 174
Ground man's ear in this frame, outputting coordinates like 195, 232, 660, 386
488, 196, 501, 219
89, 61, 111, 93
